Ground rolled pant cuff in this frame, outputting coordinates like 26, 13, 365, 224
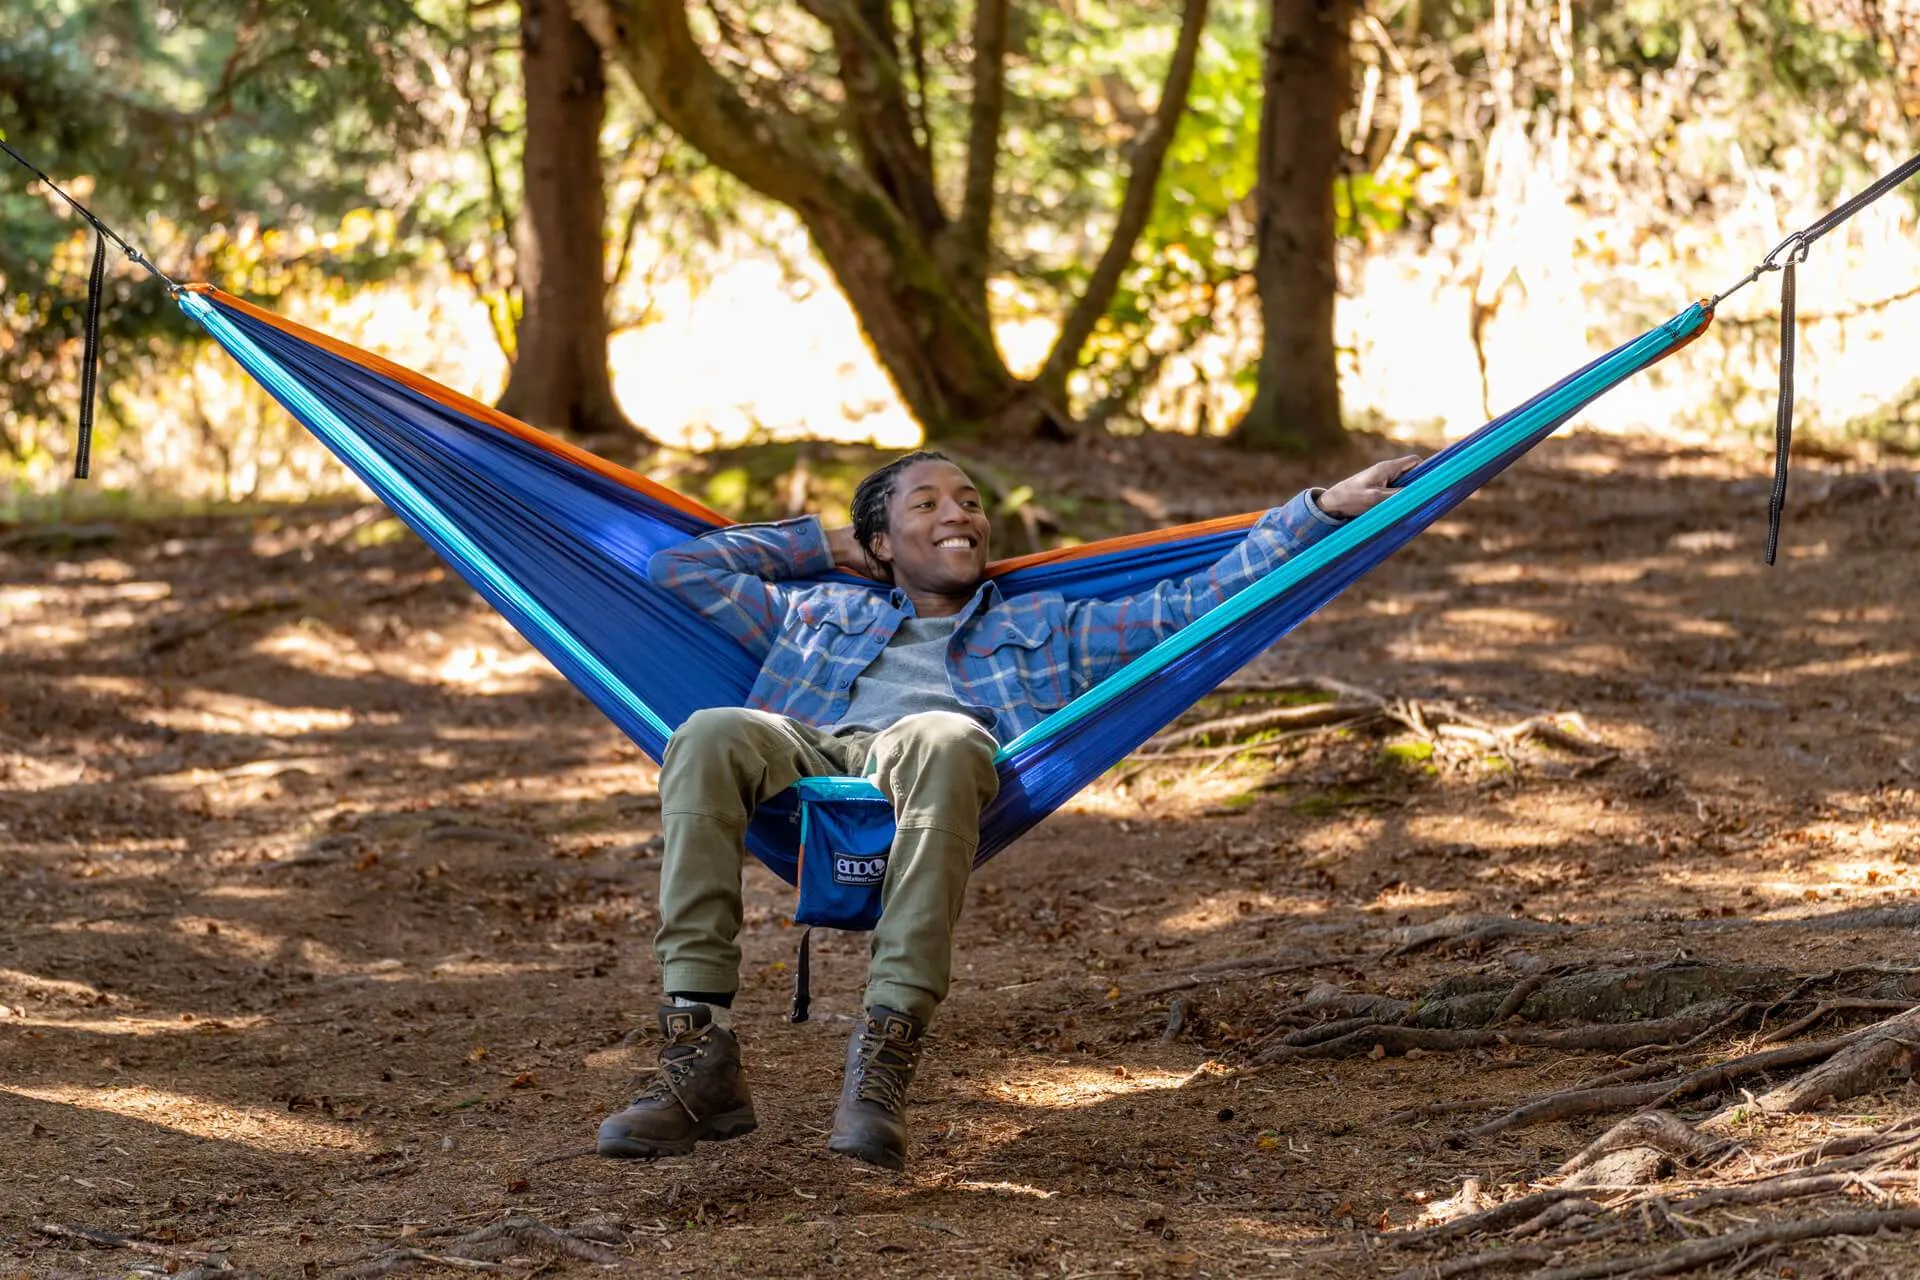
660, 963, 739, 997
863, 980, 937, 1024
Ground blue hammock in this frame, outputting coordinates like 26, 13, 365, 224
177, 286, 1711, 893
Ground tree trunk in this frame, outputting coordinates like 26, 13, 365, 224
1235, 0, 1353, 454
497, 0, 646, 443
573, 0, 1206, 444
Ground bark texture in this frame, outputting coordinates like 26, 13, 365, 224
1235, 0, 1353, 453
498, 0, 643, 442
573, 0, 1209, 441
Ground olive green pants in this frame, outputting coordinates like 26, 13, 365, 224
654, 707, 1000, 1021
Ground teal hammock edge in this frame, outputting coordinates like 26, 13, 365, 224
178, 289, 680, 749
993, 301, 1713, 761
182, 285, 1706, 822
651, 301, 1708, 808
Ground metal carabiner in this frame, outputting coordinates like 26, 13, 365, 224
1760, 230, 1811, 273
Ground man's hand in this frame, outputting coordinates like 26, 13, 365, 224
825, 524, 881, 577
1318, 455, 1422, 520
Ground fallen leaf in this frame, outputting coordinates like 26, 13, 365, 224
1369, 1043, 1387, 1060
505, 1177, 530, 1193
509, 1071, 537, 1089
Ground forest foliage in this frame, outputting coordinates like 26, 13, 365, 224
2, 0, 1917, 504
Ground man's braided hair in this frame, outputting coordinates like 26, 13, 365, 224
849, 449, 952, 576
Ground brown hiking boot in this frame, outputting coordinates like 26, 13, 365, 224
827, 1006, 926, 1170
596, 1004, 757, 1158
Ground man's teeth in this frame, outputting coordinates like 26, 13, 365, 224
937, 538, 973, 548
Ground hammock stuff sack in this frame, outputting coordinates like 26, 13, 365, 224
178, 285, 1712, 927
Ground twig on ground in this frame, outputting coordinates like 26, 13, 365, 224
348, 1249, 519, 1276
31, 1221, 230, 1269
525, 1146, 599, 1168
1161, 996, 1188, 1042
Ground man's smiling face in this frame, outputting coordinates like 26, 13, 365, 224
871, 459, 992, 599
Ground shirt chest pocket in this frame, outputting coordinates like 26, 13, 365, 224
963, 613, 1072, 711
788, 594, 885, 690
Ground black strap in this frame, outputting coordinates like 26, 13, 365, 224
1706, 149, 1920, 564
74, 231, 107, 480
0, 138, 175, 287
789, 926, 815, 1023
1, 137, 179, 483
1800, 151, 1920, 250
1765, 258, 1797, 566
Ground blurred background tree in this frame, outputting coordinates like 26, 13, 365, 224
0, 0, 438, 468
2, 0, 1917, 505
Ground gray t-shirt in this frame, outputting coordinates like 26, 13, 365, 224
835, 615, 992, 734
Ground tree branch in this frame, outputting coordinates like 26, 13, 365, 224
902, 0, 935, 180
798, 0, 945, 233
952, 0, 1010, 290
1038, 0, 1211, 400
570, 0, 832, 208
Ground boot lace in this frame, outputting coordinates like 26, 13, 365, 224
630, 1030, 710, 1111
852, 1022, 918, 1113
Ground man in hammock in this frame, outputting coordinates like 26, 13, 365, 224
596, 450, 1417, 1168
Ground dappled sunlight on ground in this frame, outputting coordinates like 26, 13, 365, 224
5, 432, 1920, 1275
3, 1084, 377, 1154
1156, 892, 1348, 936
988, 1065, 1199, 1111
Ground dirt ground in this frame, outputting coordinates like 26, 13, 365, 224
4, 430, 1919, 1279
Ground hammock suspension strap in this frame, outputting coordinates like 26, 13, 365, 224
1709, 148, 1920, 565
5, 135, 1919, 544
0, 136, 181, 479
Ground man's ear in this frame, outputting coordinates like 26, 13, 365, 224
866, 530, 895, 580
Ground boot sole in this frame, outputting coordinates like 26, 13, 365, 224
827, 1134, 905, 1171
596, 1108, 759, 1160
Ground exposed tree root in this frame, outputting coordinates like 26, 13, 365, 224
1457, 1033, 1854, 1141
1555, 1111, 1735, 1188
1123, 952, 1358, 1001
1361, 1144, 1920, 1276
1521, 1208, 1920, 1280
1139, 698, 1381, 753
337, 1216, 626, 1278
1760, 1115, 1920, 1171
30, 1220, 232, 1270
1304, 999, 1920, 1279
1255, 1005, 1740, 1067
1252, 963, 1920, 1153
1742, 1005, 1920, 1116
1386, 914, 1571, 957
1117, 677, 1621, 793
1389, 1209, 1920, 1280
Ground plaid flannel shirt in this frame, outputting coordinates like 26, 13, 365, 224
650, 489, 1342, 744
